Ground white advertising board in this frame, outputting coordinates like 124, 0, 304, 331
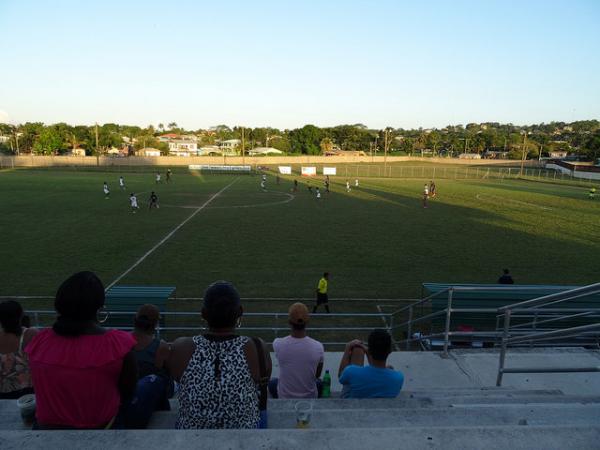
278, 166, 292, 175
323, 167, 337, 175
301, 166, 317, 176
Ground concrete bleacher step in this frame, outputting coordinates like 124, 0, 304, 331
2, 426, 600, 450
146, 402, 600, 429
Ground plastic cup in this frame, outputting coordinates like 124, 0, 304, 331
17, 394, 36, 427
294, 401, 313, 429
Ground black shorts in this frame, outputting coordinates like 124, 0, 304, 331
317, 293, 328, 304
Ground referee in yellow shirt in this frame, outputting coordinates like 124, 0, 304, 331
313, 272, 330, 313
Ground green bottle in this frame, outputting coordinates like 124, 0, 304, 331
322, 370, 331, 398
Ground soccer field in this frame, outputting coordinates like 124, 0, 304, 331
1, 166, 599, 299
1, 165, 599, 345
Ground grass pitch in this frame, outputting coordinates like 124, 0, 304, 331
1, 165, 599, 345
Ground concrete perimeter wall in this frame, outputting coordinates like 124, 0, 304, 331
0, 155, 538, 168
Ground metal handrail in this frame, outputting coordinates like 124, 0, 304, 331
497, 282, 600, 311
496, 282, 600, 386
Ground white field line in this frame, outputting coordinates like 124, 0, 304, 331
161, 191, 295, 210
377, 304, 400, 351
105, 177, 239, 291
475, 193, 553, 211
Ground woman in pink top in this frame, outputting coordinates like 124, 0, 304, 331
26, 271, 137, 429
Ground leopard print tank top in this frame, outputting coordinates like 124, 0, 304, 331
176, 335, 259, 429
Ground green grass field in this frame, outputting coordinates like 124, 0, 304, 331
1, 165, 599, 345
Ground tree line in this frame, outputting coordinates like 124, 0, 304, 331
1, 120, 599, 160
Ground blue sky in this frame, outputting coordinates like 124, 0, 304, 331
1, 0, 599, 129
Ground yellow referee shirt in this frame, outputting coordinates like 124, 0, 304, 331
317, 277, 328, 294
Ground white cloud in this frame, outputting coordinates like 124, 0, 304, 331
0, 110, 10, 124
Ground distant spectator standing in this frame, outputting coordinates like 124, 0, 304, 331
26, 271, 138, 429
338, 330, 403, 398
119, 304, 172, 429
168, 281, 271, 429
269, 303, 324, 399
313, 272, 330, 314
498, 269, 514, 284
0, 301, 38, 399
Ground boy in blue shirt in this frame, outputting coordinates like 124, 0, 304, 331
338, 330, 403, 398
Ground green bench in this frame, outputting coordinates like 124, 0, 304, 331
104, 285, 176, 329
422, 283, 600, 331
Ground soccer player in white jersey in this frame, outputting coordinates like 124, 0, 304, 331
355, 178, 359, 187
423, 183, 429, 209
346, 180, 351, 192
155, 172, 161, 184
103, 182, 110, 199
130, 193, 139, 213
261, 179, 266, 191
316, 187, 321, 199
119, 176, 125, 190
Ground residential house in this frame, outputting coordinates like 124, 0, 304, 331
136, 147, 161, 157
217, 139, 241, 155
168, 139, 198, 156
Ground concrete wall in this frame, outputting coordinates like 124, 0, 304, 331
0, 155, 538, 168
545, 163, 600, 181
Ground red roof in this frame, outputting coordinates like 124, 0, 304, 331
159, 133, 180, 139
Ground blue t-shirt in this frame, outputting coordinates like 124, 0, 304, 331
339, 365, 404, 398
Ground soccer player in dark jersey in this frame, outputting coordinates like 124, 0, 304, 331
149, 191, 159, 210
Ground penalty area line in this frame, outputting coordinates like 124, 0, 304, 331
105, 177, 239, 291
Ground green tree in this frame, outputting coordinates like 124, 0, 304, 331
289, 125, 323, 154
33, 127, 64, 155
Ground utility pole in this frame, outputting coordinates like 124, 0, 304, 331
95, 123, 99, 154
241, 127, 245, 165
519, 132, 527, 176
15, 131, 19, 155
383, 128, 390, 174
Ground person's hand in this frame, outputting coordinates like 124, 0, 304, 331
345, 339, 366, 353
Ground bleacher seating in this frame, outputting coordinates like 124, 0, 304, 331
104, 285, 175, 328
1, 348, 599, 449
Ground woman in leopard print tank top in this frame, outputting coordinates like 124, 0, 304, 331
168, 281, 271, 429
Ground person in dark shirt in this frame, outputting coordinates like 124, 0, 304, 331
498, 269, 514, 284
149, 192, 159, 210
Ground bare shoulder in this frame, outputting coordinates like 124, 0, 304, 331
170, 336, 194, 354
23, 327, 39, 346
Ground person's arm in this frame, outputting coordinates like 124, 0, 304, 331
154, 340, 171, 370
338, 339, 366, 379
166, 337, 195, 382
244, 337, 271, 383
315, 360, 324, 379
22, 327, 39, 347
118, 351, 138, 401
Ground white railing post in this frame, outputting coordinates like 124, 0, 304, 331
496, 309, 512, 386
443, 288, 454, 356
406, 306, 413, 350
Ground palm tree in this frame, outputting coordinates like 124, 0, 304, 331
168, 122, 177, 130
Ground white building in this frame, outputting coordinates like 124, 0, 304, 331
168, 139, 198, 157
218, 139, 241, 155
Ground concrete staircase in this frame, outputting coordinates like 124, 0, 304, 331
1, 387, 599, 449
